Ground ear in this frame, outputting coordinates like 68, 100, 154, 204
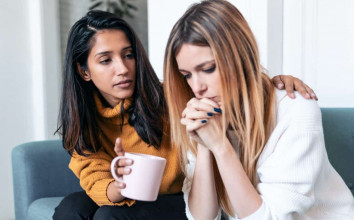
77, 63, 91, 81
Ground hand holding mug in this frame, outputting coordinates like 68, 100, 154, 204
110, 140, 167, 201
111, 138, 134, 189
107, 138, 133, 202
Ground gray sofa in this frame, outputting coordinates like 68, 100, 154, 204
12, 108, 354, 220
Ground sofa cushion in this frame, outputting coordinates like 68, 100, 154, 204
27, 197, 63, 220
321, 108, 354, 195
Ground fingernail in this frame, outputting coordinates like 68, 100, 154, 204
305, 93, 310, 99
201, 120, 207, 123
311, 92, 316, 97
124, 168, 131, 173
207, 112, 213, 116
126, 159, 133, 165
290, 93, 295, 98
278, 83, 283, 88
119, 183, 124, 188
214, 107, 222, 113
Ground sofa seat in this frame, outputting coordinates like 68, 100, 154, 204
27, 197, 63, 220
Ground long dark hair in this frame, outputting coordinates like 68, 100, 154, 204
57, 10, 166, 156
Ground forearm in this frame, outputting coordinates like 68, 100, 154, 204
107, 181, 125, 203
189, 145, 219, 220
213, 143, 262, 218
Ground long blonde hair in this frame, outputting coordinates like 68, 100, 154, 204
164, 0, 276, 216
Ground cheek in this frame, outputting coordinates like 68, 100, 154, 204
213, 75, 222, 94
87, 66, 105, 82
128, 62, 137, 79
129, 60, 136, 70
132, 65, 137, 78
185, 80, 196, 94
91, 76, 106, 90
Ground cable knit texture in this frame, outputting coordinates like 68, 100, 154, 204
183, 90, 354, 220
69, 94, 183, 206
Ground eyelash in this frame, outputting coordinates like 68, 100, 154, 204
183, 73, 191, 79
99, 53, 135, 64
99, 59, 111, 64
183, 65, 216, 79
124, 53, 135, 59
203, 65, 216, 73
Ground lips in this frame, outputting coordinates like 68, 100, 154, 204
207, 96, 219, 103
114, 79, 133, 88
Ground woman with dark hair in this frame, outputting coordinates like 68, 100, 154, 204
53, 9, 317, 220
53, 10, 185, 219
164, 1, 354, 219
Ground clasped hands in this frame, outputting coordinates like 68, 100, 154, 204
180, 98, 225, 153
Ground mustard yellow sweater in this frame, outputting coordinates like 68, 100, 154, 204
69, 95, 183, 206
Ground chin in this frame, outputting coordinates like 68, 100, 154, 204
118, 90, 134, 100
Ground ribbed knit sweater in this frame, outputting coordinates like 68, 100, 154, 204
183, 89, 354, 219
69, 95, 183, 206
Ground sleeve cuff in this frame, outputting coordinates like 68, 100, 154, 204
239, 200, 271, 220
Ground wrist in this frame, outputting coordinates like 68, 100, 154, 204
107, 181, 125, 202
211, 138, 234, 159
196, 144, 214, 162
197, 143, 211, 153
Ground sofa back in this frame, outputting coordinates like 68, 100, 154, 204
321, 108, 354, 195
12, 140, 81, 220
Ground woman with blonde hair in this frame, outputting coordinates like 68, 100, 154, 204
164, 0, 354, 219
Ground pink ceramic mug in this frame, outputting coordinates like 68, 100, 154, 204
110, 152, 166, 201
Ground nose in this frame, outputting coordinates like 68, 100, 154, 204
114, 58, 129, 76
190, 75, 207, 97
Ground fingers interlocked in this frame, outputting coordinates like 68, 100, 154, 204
181, 98, 222, 143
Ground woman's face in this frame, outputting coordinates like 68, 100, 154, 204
176, 44, 222, 105
84, 29, 136, 107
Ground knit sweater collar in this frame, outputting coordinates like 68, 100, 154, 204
94, 93, 133, 123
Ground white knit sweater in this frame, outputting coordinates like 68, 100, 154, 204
183, 90, 354, 220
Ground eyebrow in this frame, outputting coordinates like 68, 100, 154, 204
179, 60, 215, 72
94, 46, 133, 57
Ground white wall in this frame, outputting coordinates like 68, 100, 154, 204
0, 0, 61, 219
315, 0, 354, 107
148, 0, 354, 107
0, 1, 33, 218
148, 0, 193, 79
283, 0, 354, 107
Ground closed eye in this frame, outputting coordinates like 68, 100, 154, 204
99, 59, 111, 64
124, 53, 135, 59
182, 73, 191, 79
203, 65, 216, 73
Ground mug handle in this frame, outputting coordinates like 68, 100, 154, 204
110, 156, 125, 183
